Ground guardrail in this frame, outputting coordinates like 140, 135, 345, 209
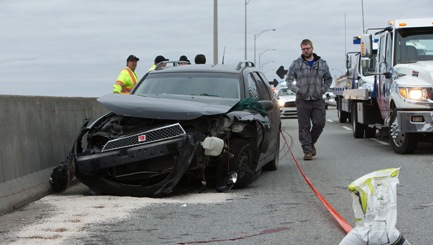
0, 95, 108, 215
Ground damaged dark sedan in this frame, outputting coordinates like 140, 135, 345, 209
51, 61, 281, 197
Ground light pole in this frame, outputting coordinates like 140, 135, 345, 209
261, 60, 274, 70
254, 28, 276, 65
258, 48, 276, 70
213, 0, 218, 64
244, 0, 251, 60
361, 0, 365, 33
263, 69, 274, 80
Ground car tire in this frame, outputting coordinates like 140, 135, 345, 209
229, 138, 256, 188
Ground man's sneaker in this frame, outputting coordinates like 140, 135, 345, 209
312, 146, 316, 156
303, 152, 313, 160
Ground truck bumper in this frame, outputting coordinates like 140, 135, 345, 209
398, 111, 433, 133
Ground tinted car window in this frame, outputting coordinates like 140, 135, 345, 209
134, 72, 241, 99
247, 74, 260, 100
252, 72, 272, 100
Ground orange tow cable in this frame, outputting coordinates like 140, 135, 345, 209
280, 130, 352, 234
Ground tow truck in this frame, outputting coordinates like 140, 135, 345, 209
339, 18, 433, 154
333, 33, 379, 126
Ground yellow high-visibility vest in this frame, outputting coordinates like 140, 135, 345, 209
148, 64, 156, 72
113, 67, 138, 94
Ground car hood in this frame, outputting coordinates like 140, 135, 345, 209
98, 94, 240, 120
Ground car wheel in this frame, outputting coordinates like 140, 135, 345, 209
389, 109, 417, 154
229, 138, 256, 188
263, 131, 280, 171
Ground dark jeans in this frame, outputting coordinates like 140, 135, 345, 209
296, 98, 326, 153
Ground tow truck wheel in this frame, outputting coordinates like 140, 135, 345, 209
337, 98, 348, 123
365, 127, 376, 138
389, 109, 417, 154
352, 102, 365, 138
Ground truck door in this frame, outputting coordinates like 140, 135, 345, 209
376, 32, 393, 119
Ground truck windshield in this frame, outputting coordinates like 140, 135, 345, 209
395, 27, 433, 64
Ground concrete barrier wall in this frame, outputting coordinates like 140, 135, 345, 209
0, 95, 108, 215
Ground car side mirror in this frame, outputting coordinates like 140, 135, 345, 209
259, 101, 274, 111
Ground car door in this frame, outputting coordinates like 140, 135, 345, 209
249, 72, 280, 159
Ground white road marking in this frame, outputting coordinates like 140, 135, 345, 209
370, 138, 389, 145
340, 126, 389, 145
342, 126, 351, 131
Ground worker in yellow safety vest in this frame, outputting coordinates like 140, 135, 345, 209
113, 55, 139, 94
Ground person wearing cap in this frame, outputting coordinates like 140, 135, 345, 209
194, 54, 206, 64
148, 55, 169, 72
113, 55, 139, 94
179, 55, 190, 65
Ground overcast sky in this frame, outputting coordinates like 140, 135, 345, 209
1, 0, 432, 97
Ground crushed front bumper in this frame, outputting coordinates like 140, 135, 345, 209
76, 136, 188, 174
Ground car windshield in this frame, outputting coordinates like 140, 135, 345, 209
133, 72, 241, 99
278, 88, 295, 96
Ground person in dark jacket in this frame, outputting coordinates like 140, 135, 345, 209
285, 39, 332, 160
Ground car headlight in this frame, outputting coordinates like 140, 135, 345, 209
278, 99, 285, 107
399, 87, 431, 101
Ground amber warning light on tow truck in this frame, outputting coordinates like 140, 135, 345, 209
388, 20, 407, 26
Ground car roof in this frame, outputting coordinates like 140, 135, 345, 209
150, 62, 258, 75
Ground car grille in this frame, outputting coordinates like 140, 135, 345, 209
284, 101, 296, 107
102, 123, 186, 152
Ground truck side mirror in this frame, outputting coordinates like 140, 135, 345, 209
361, 34, 373, 59
384, 72, 392, 79
346, 54, 352, 69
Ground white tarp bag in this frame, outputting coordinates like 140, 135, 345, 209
340, 168, 410, 245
